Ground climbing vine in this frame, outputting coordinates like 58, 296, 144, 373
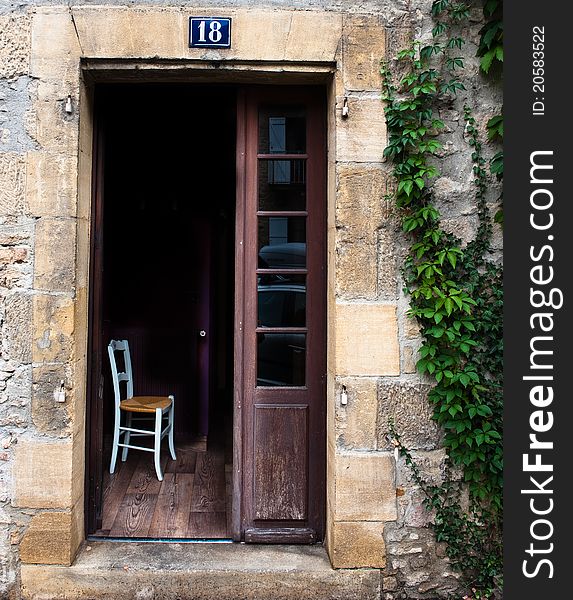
476, 0, 503, 74
381, 1, 503, 597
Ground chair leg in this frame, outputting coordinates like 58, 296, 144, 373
110, 408, 120, 474
122, 412, 132, 462
154, 407, 163, 481
168, 395, 176, 461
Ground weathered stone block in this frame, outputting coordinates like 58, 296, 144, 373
0, 247, 28, 265
396, 449, 447, 490
70, 8, 342, 64
21, 542, 382, 599
441, 215, 479, 246
220, 10, 343, 62
383, 576, 398, 591
432, 176, 473, 210
335, 452, 397, 521
32, 294, 74, 364
335, 303, 399, 376
26, 152, 78, 218
385, 18, 413, 63
342, 16, 385, 91
0, 225, 31, 247
20, 512, 74, 565
333, 68, 345, 114
330, 521, 386, 568
336, 166, 394, 230
336, 97, 387, 162
284, 12, 343, 62
33, 218, 76, 292
377, 381, 442, 450
70, 499, 84, 565
0, 153, 26, 216
2, 292, 32, 363
0, 246, 32, 289
29, 96, 79, 154
13, 439, 73, 508
335, 241, 378, 299
71, 8, 184, 60
32, 364, 72, 435
30, 9, 81, 81
335, 166, 390, 299
377, 227, 398, 300
71, 431, 86, 507
0, 364, 31, 429
397, 487, 433, 528
403, 315, 421, 339
0, 15, 30, 80
401, 345, 418, 374
335, 377, 378, 450
383, 524, 461, 596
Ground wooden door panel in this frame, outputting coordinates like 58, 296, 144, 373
237, 87, 326, 543
106, 212, 212, 440
254, 404, 308, 521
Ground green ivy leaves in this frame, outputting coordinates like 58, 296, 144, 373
487, 114, 503, 141
478, 20, 504, 73
383, 49, 503, 499
382, 1, 503, 596
477, 0, 503, 73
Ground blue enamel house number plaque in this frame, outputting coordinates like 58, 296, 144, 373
189, 17, 231, 48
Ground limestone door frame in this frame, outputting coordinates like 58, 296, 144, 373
20, 6, 392, 570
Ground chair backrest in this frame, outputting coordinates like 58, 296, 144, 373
108, 339, 134, 406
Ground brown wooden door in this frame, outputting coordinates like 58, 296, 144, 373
235, 87, 326, 543
106, 214, 213, 441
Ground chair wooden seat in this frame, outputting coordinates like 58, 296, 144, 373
120, 395, 172, 413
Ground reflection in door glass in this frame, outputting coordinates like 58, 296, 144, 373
258, 217, 306, 269
258, 107, 306, 154
257, 333, 306, 387
258, 274, 306, 327
258, 160, 306, 211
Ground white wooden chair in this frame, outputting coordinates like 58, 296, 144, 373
108, 339, 176, 481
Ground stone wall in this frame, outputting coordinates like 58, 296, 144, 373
1, 11, 34, 596
378, 3, 502, 598
0, 1, 502, 598
331, 4, 501, 599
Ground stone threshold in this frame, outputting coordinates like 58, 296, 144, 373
21, 541, 381, 600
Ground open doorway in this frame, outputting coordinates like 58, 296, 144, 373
89, 84, 236, 539
86, 83, 328, 544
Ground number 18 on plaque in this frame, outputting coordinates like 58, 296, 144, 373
189, 18, 231, 48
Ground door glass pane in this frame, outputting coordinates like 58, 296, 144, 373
258, 159, 306, 211
258, 274, 306, 327
259, 107, 306, 154
257, 333, 306, 387
258, 217, 306, 269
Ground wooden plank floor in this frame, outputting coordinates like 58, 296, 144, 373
96, 441, 230, 539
